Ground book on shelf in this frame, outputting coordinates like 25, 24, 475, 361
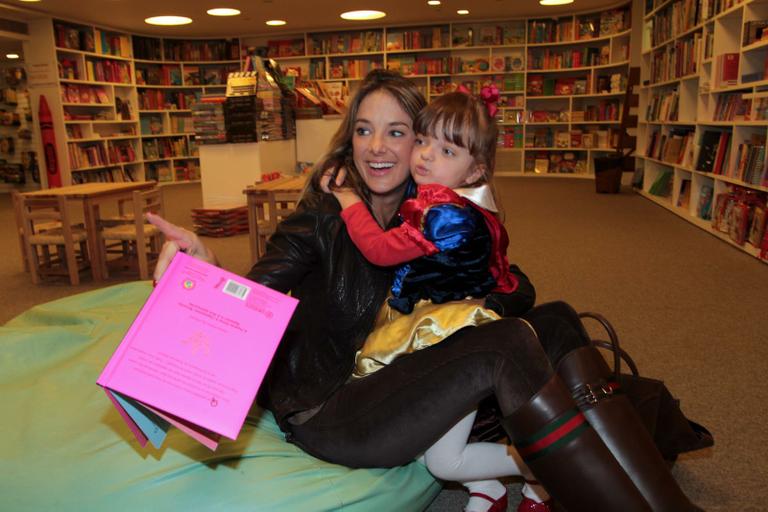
647, 91, 679, 121
648, 170, 673, 197
599, 8, 629, 36
713, 93, 751, 121
577, 15, 599, 40
94, 29, 131, 58
742, 20, 768, 47
534, 156, 549, 174
712, 132, 732, 175
677, 179, 692, 209
733, 135, 766, 184
697, 185, 714, 220
96, 252, 298, 451
715, 53, 739, 87
696, 130, 727, 172
748, 206, 767, 247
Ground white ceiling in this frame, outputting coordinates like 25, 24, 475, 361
0, 0, 626, 38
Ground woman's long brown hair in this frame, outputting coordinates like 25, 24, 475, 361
307, 70, 427, 205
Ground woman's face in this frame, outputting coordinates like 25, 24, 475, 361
352, 90, 416, 201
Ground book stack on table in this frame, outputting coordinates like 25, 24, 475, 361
191, 204, 249, 237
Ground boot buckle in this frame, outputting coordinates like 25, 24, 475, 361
575, 381, 614, 408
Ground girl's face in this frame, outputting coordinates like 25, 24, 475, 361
410, 127, 484, 189
352, 90, 416, 201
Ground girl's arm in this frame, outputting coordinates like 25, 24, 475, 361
341, 202, 439, 266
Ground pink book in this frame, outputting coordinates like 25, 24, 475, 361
97, 252, 298, 450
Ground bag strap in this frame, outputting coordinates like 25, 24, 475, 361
578, 312, 640, 379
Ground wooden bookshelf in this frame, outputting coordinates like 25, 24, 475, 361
242, 2, 632, 177
25, 18, 239, 186
637, 0, 768, 263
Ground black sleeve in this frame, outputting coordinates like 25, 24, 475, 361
483, 264, 536, 317
245, 194, 338, 293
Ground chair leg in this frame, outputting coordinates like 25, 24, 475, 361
63, 242, 80, 286
41, 245, 52, 268
137, 238, 149, 280
25, 243, 41, 285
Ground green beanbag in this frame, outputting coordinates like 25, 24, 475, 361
0, 282, 440, 511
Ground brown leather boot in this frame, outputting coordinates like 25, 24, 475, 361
502, 374, 651, 512
557, 346, 701, 511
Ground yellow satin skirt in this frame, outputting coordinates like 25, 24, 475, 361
352, 298, 500, 379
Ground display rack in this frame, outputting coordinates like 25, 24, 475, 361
25, 18, 241, 186
637, 0, 768, 262
0, 64, 41, 192
242, 1, 632, 176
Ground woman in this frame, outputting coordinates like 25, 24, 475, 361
149, 70, 698, 511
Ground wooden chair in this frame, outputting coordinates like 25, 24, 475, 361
99, 188, 164, 280
254, 190, 302, 261
17, 193, 90, 285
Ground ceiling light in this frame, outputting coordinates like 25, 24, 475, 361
457, 9, 470, 15
266, 20, 287, 26
18, 0, 41, 3
6, 54, 19, 59
144, 16, 193, 26
340, 10, 386, 21
206, 8, 241, 16
539, 0, 574, 4
427, 1, 441, 5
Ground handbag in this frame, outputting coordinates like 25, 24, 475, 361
579, 312, 714, 462
469, 313, 714, 463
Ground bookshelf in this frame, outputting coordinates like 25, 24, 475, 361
637, 0, 768, 262
25, 18, 241, 186
242, 2, 633, 177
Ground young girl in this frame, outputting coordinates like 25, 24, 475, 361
323, 91, 552, 512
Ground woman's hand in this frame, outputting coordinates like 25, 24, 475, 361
146, 212, 218, 281
319, 167, 362, 210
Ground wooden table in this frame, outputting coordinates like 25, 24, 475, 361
21, 181, 157, 281
243, 175, 308, 264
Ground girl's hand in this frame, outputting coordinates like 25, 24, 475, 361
146, 212, 218, 281
320, 167, 347, 193
332, 188, 362, 210
319, 167, 361, 209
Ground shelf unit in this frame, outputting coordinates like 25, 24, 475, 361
242, 2, 632, 177
0, 64, 42, 192
25, 18, 241, 186
637, 0, 768, 262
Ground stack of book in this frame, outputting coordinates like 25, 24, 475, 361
192, 94, 226, 145
224, 95, 261, 143
191, 205, 249, 237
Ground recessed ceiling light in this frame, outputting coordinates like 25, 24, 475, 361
427, 0, 441, 5
266, 20, 287, 26
340, 10, 386, 21
457, 9, 470, 15
6, 54, 19, 59
144, 16, 193, 26
18, 0, 41, 3
539, 0, 574, 4
206, 8, 241, 16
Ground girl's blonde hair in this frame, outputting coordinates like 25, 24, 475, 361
308, 70, 427, 203
413, 91, 498, 185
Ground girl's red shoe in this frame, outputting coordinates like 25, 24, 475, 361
517, 495, 553, 512
467, 491, 508, 512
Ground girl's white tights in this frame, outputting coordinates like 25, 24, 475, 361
419, 410, 550, 512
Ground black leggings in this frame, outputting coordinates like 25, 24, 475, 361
289, 301, 589, 468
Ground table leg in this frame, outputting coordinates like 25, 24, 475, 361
83, 198, 104, 282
